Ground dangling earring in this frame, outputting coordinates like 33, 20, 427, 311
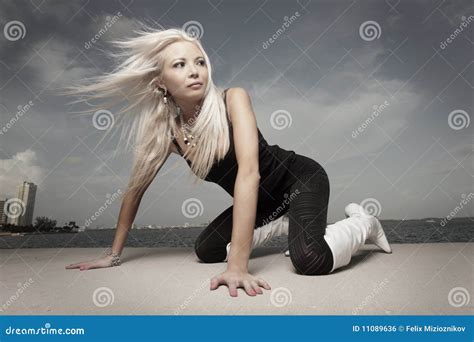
155, 86, 168, 104
150, 79, 168, 104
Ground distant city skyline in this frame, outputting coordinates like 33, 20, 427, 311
1, 181, 37, 226
0, 1, 472, 229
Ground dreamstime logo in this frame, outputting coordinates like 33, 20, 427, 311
261, 190, 300, 226
174, 278, 209, 315
359, 20, 381, 41
0, 100, 35, 136
181, 198, 204, 219
176, 104, 201, 134
352, 278, 389, 314
0, 278, 34, 312
182, 21, 204, 39
92, 287, 115, 307
360, 198, 382, 217
352, 100, 390, 138
440, 15, 474, 50
3, 20, 26, 41
4, 322, 85, 335
270, 287, 292, 307
84, 189, 123, 228
270, 109, 292, 130
448, 109, 470, 130
4, 198, 25, 219
92, 109, 114, 130
84, 11, 123, 50
440, 193, 473, 227
448, 287, 470, 307
262, 11, 301, 49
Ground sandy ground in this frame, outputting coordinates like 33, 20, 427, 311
1, 243, 472, 315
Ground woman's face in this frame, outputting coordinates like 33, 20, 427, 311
158, 40, 209, 102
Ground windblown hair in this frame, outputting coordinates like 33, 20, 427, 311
61, 26, 230, 197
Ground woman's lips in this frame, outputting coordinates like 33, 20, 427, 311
188, 83, 203, 89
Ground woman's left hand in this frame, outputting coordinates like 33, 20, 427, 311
210, 269, 271, 297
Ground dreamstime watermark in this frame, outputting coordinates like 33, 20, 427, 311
3, 20, 26, 41
4, 322, 85, 336
448, 287, 470, 307
359, 20, 381, 41
448, 109, 470, 130
84, 190, 123, 228
4, 198, 26, 219
262, 11, 301, 49
174, 278, 209, 315
0, 278, 34, 312
352, 277, 389, 314
261, 190, 300, 226
440, 193, 473, 227
173, 104, 201, 137
352, 100, 390, 139
270, 287, 292, 307
182, 20, 204, 39
92, 287, 115, 307
270, 109, 292, 130
440, 15, 474, 50
181, 198, 204, 219
360, 198, 382, 217
84, 12, 123, 50
92, 109, 115, 130
0, 100, 34, 136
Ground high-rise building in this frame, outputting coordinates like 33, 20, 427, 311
0, 198, 7, 225
10, 182, 37, 226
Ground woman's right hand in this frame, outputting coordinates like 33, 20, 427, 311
65, 255, 116, 271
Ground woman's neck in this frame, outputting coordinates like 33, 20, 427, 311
174, 98, 202, 124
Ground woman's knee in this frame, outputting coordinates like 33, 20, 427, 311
289, 241, 333, 275
194, 233, 226, 263
290, 255, 331, 275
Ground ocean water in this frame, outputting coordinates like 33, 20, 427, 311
0, 217, 472, 249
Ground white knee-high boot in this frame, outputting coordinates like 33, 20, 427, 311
224, 203, 392, 269
224, 214, 289, 262
323, 203, 392, 273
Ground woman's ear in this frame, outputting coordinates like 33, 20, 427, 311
157, 80, 166, 90
151, 75, 165, 89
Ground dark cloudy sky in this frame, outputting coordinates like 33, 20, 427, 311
0, 0, 472, 229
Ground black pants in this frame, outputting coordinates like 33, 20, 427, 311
194, 157, 334, 275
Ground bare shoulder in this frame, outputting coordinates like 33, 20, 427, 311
225, 87, 253, 123
226, 87, 251, 103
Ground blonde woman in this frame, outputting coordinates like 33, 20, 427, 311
64, 27, 392, 297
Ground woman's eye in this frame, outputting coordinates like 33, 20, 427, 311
173, 60, 205, 68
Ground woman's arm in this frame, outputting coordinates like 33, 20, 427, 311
227, 171, 260, 271
226, 87, 261, 272
109, 189, 147, 256
66, 145, 172, 270
111, 146, 173, 256
210, 87, 271, 297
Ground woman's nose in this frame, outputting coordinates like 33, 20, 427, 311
188, 65, 198, 76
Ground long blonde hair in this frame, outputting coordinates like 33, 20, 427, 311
61, 26, 230, 196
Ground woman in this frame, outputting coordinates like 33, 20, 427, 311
64, 27, 392, 297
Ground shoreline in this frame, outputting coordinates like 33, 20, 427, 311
1, 217, 471, 233
1, 218, 472, 249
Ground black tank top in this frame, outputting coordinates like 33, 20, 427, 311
172, 88, 298, 205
